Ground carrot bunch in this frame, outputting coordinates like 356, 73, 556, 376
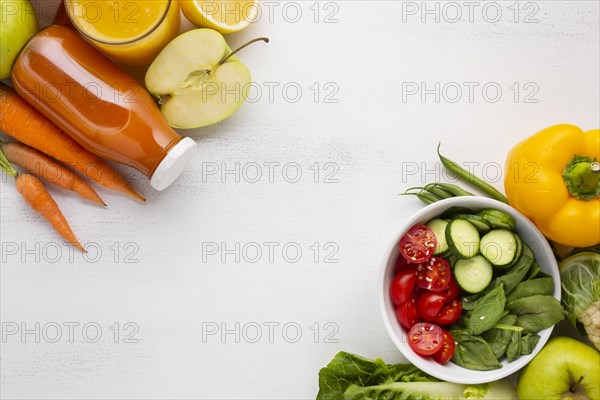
0, 83, 146, 252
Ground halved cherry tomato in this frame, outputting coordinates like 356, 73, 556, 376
432, 330, 455, 364
394, 255, 416, 274
416, 291, 446, 321
395, 294, 420, 329
399, 225, 436, 264
433, 300, 462, 326
416, 256, 451, 292
390, 269, 417, 305
444, 278, 460, 303
407, 322, 444, 356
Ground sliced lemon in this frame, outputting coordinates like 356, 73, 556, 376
180, 0, 259, 34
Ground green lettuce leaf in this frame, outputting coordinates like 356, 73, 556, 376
316, 351, 517, 399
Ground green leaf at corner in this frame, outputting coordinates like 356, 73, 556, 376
316, 352, 434, 400
316, 351, 516, 399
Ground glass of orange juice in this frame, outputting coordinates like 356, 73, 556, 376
65, 0, 180, 65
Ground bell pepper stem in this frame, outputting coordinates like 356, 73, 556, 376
563, 155, 600, 200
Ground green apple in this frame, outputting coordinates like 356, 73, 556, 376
517, 336, 600, 400
0, 0, 38, 79
145, 29, 267, 129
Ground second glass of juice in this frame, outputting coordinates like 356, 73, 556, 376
65, 0, 180, 65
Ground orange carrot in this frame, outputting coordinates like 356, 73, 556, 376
0, 149, 85, 252
0, 83, 145, 202
1, 141, 106, 206
16, 174, 85, 252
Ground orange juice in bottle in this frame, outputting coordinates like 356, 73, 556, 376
11, 25, 195, 190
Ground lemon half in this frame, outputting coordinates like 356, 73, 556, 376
180, 0, 259, 34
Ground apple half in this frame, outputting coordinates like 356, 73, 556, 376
145, 29, 261, 129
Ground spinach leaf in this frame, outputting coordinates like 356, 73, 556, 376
535, 271, 551, 280
519, 333, 540, 355
462, 293, 484, 311
506, 331, 521, 362
467, 284, 506, 335
450, 330, 502, 371
482, 315, 518, 359
526, 262, 541, 280
457, 310, 473, 328
506, 332, 540, 362
506, 277, 554, 303
496, 244, 534, 294
506, 295, 565, 333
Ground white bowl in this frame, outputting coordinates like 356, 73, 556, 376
379, 197, 561, 384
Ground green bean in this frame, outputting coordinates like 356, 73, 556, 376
423, 184, 454, 199
403, 186, 425, 193
437, 143, 509, 204
416, 190, 442, 205
398, 187, 424, 198
401, 183, 471, 205
428, 182, 474, 197
399, 187, 443, 204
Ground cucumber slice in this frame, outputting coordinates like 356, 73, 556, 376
478, 209, 517, 231
480, 229, 519, 267
507, 233, 523, 268
454, 255, 493, 293
453, 214, 492, 234
445, 219, 480, 258
440, 206, 474, 219
494, 232, 524, 270
427, 218, 449, 255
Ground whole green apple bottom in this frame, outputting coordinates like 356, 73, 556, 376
517, 336, 600, 400
0, 0, 38, 79
145, 29, 268, 129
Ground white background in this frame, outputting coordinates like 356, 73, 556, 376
1, 0, 599, 398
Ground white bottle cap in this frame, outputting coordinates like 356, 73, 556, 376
150, 137, 196, 191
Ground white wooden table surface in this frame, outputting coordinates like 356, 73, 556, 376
1, 1, 599, 398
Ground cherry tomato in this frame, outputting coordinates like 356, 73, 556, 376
399, 225, 437, 264
390, 269, 417, 305
394, 255, 416, 274
395, 294, 420, 329
433, 300, 463, 326
444, 278, 460, 303
416, 257, 451, 292
407, 322, 444, 356
416, 291, 446, 321
432, 330, 455, 364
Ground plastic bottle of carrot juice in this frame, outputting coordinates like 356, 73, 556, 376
10, 25, 195, 190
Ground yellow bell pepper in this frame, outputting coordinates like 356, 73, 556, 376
505, 124, 600, 248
